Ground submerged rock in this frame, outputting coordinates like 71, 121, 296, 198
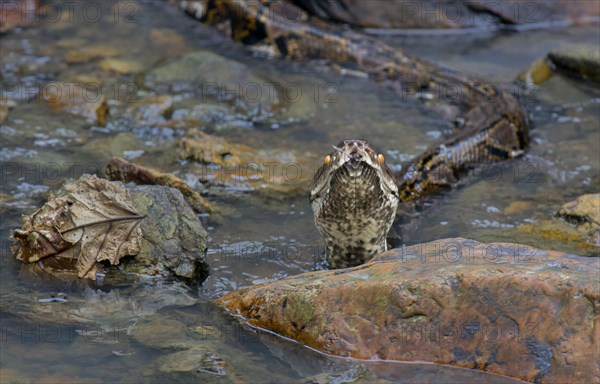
143, 50, 281, 121
178, 130, 316, 197
148, 28, 187, 56
133, 317, 194, 350
216, 238, 599, 383
63, 45, 120, 64
515, 219, 598, 255
170, 103, 253, 132
557, 193, 600, 246
0, 282, 198, 328
0, 96, 16, 124
125, 95, 173, 125
512, 194, 600, 255
156, 349, 225, 375
42, 82, 108, 126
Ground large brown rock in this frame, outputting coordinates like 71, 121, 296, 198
216, 238, 600, 383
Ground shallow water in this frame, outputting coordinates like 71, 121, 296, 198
1, 1, 598, 382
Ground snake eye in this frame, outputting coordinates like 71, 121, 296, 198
324, 155, 332, 165
378, 154, 384, 164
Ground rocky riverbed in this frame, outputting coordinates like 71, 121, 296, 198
1, 0, 598, 383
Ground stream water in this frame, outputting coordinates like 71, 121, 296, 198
1, 1, 598, 383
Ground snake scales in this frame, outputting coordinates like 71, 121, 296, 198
178, 0, 530, 268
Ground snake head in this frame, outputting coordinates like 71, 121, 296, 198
310, 139, 398, 208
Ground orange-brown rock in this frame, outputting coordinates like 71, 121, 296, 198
217, 238, 600, 383
179, 130, 316, 197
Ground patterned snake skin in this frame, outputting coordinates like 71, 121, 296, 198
178, 0, 530, 268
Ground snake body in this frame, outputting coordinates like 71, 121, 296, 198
179, 0, 530, 267
310, 140, 399, 268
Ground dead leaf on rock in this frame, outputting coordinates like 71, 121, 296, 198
12, 175, 145, 279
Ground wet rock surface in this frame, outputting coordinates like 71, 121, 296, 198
63, 45, 120, 64
548, 43, 600, 81
125, 183, 209, 283
217, 238, 600, 383
178, 129, 316, 197
510, 194, 600, 255
42, 82, 108, 126
557, 193, 600, 246
515, 219, 598, 255
517, 57, 555, 85
143, 50, 281, 121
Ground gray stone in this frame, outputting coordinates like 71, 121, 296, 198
127, 184, 209, 284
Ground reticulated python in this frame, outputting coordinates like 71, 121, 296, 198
178, 0, 530, 268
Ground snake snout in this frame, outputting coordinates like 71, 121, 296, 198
346, 150, 365, 169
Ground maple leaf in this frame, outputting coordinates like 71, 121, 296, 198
13, 175, 145, 279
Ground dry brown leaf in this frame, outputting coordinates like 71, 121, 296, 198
12, 175, 145, 279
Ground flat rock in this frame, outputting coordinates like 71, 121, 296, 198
216, 238, 600, 383
178, 130, 316, 197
